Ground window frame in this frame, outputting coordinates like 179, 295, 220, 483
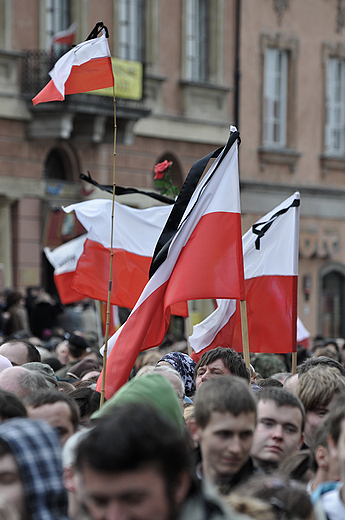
325, 57, 345, 156
118, 0, 145, 62
263, 47, 288, 148
45, 0, 71, 52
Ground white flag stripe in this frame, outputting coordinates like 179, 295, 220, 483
44, 234, 86, 274
244, 192, 300, 278
63, 200, 172, 256
50, 33, 111, 97
189, 299, 236, 353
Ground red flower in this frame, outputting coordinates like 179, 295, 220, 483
154, 160, 172, 180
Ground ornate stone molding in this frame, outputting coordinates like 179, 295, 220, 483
273, 0, 290, 23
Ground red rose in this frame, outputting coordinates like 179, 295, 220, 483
154, 160, 172, 180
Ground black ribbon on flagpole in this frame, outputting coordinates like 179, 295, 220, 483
149, 130, 240, 278
252, 198, 300, 250
85, 21, 109, 40
79, 171, 175, 204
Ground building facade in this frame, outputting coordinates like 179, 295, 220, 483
0, 0, 345, 341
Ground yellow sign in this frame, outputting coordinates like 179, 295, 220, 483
91, 57, 143, 100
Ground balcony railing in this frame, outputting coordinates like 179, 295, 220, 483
20, 50, 148, 114
21, 50, 58, 99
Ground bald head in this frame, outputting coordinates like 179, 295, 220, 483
0, 340, 41, 366
0, 366, 48, 399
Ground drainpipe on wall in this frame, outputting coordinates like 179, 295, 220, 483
234, 0, 241, 130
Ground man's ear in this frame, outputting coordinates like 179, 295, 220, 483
63, 466, 76, 493
174, 470, 191, 508
188, 417, 202, 443
315, 445, 329, 471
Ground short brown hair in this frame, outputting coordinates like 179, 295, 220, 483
194, 347, 250, 382
194, 375, 256, 428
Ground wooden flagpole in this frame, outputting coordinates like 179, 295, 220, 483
292, 351, 297, 374
240, 300, 251, 377
100, 82, 117, 408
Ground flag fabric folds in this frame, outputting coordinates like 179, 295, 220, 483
44, 234, 87, 304
62, 199, 187, 316
97, 130, 245, 398
32, 32, 114, 105
189, 192, 300, 360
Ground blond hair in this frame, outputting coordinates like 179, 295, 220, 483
296, 365, 345, 412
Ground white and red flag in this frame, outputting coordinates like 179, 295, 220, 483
189, 192, 300, 360
32, 31, 114, 105
62, 199, 187, 316
44, 234, 87, 304
96, 129, 245, 398
51, 23, 78, 47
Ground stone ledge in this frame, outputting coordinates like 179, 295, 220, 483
179, 80, 233, 122
320, 154, 345, 176
258, 147, 302, 172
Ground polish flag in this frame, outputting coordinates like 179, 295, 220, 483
32, 32, 114, 105
97, 130, 245, 398
62, 199, 187, 316
190, 192, 300, 360
51, 23, 78, 47
44, 234, 87, 304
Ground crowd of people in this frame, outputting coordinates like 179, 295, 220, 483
0, 286, 344, 519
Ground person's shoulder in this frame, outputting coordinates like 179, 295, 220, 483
318, 484, 345, 519
179, 480, 255, 520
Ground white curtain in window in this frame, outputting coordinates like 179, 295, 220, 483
325, 58, 345, 155
119, 0, 144, 61
263, 48, 288, 147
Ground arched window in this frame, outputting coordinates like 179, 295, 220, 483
319, 263, 345, 338
43, 147, 75, 181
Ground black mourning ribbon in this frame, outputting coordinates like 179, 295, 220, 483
149, 130, 240, 278
252, 198, 300, 250
85, 21, 109, 40
79, 171, 175, 205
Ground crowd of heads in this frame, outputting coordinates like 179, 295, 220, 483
0, 289, 345, 520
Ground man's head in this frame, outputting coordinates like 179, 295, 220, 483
67, 334, 90, 362
25, 389, 79, 446
75, 402, 193, 520
309, 416, 340, 485
250, 388, 305, 469
296, 365, 345, 447
297, 355, 345, 377
0, 339, 41, 366
153, 366, 185, 410
194, 347, 250, 390
191, 376, 256, 483
0, 366, 48, 399
0, 418, 68, 520
0, 389, 27, 422
326, 393, 345, 485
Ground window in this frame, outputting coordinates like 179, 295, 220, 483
45, 0, 71, 52
325, 58, 345, 155
119, 0, 145, 62
263, 48, 288, 147
185, 0, 208, 82
320, 269, 345, 338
